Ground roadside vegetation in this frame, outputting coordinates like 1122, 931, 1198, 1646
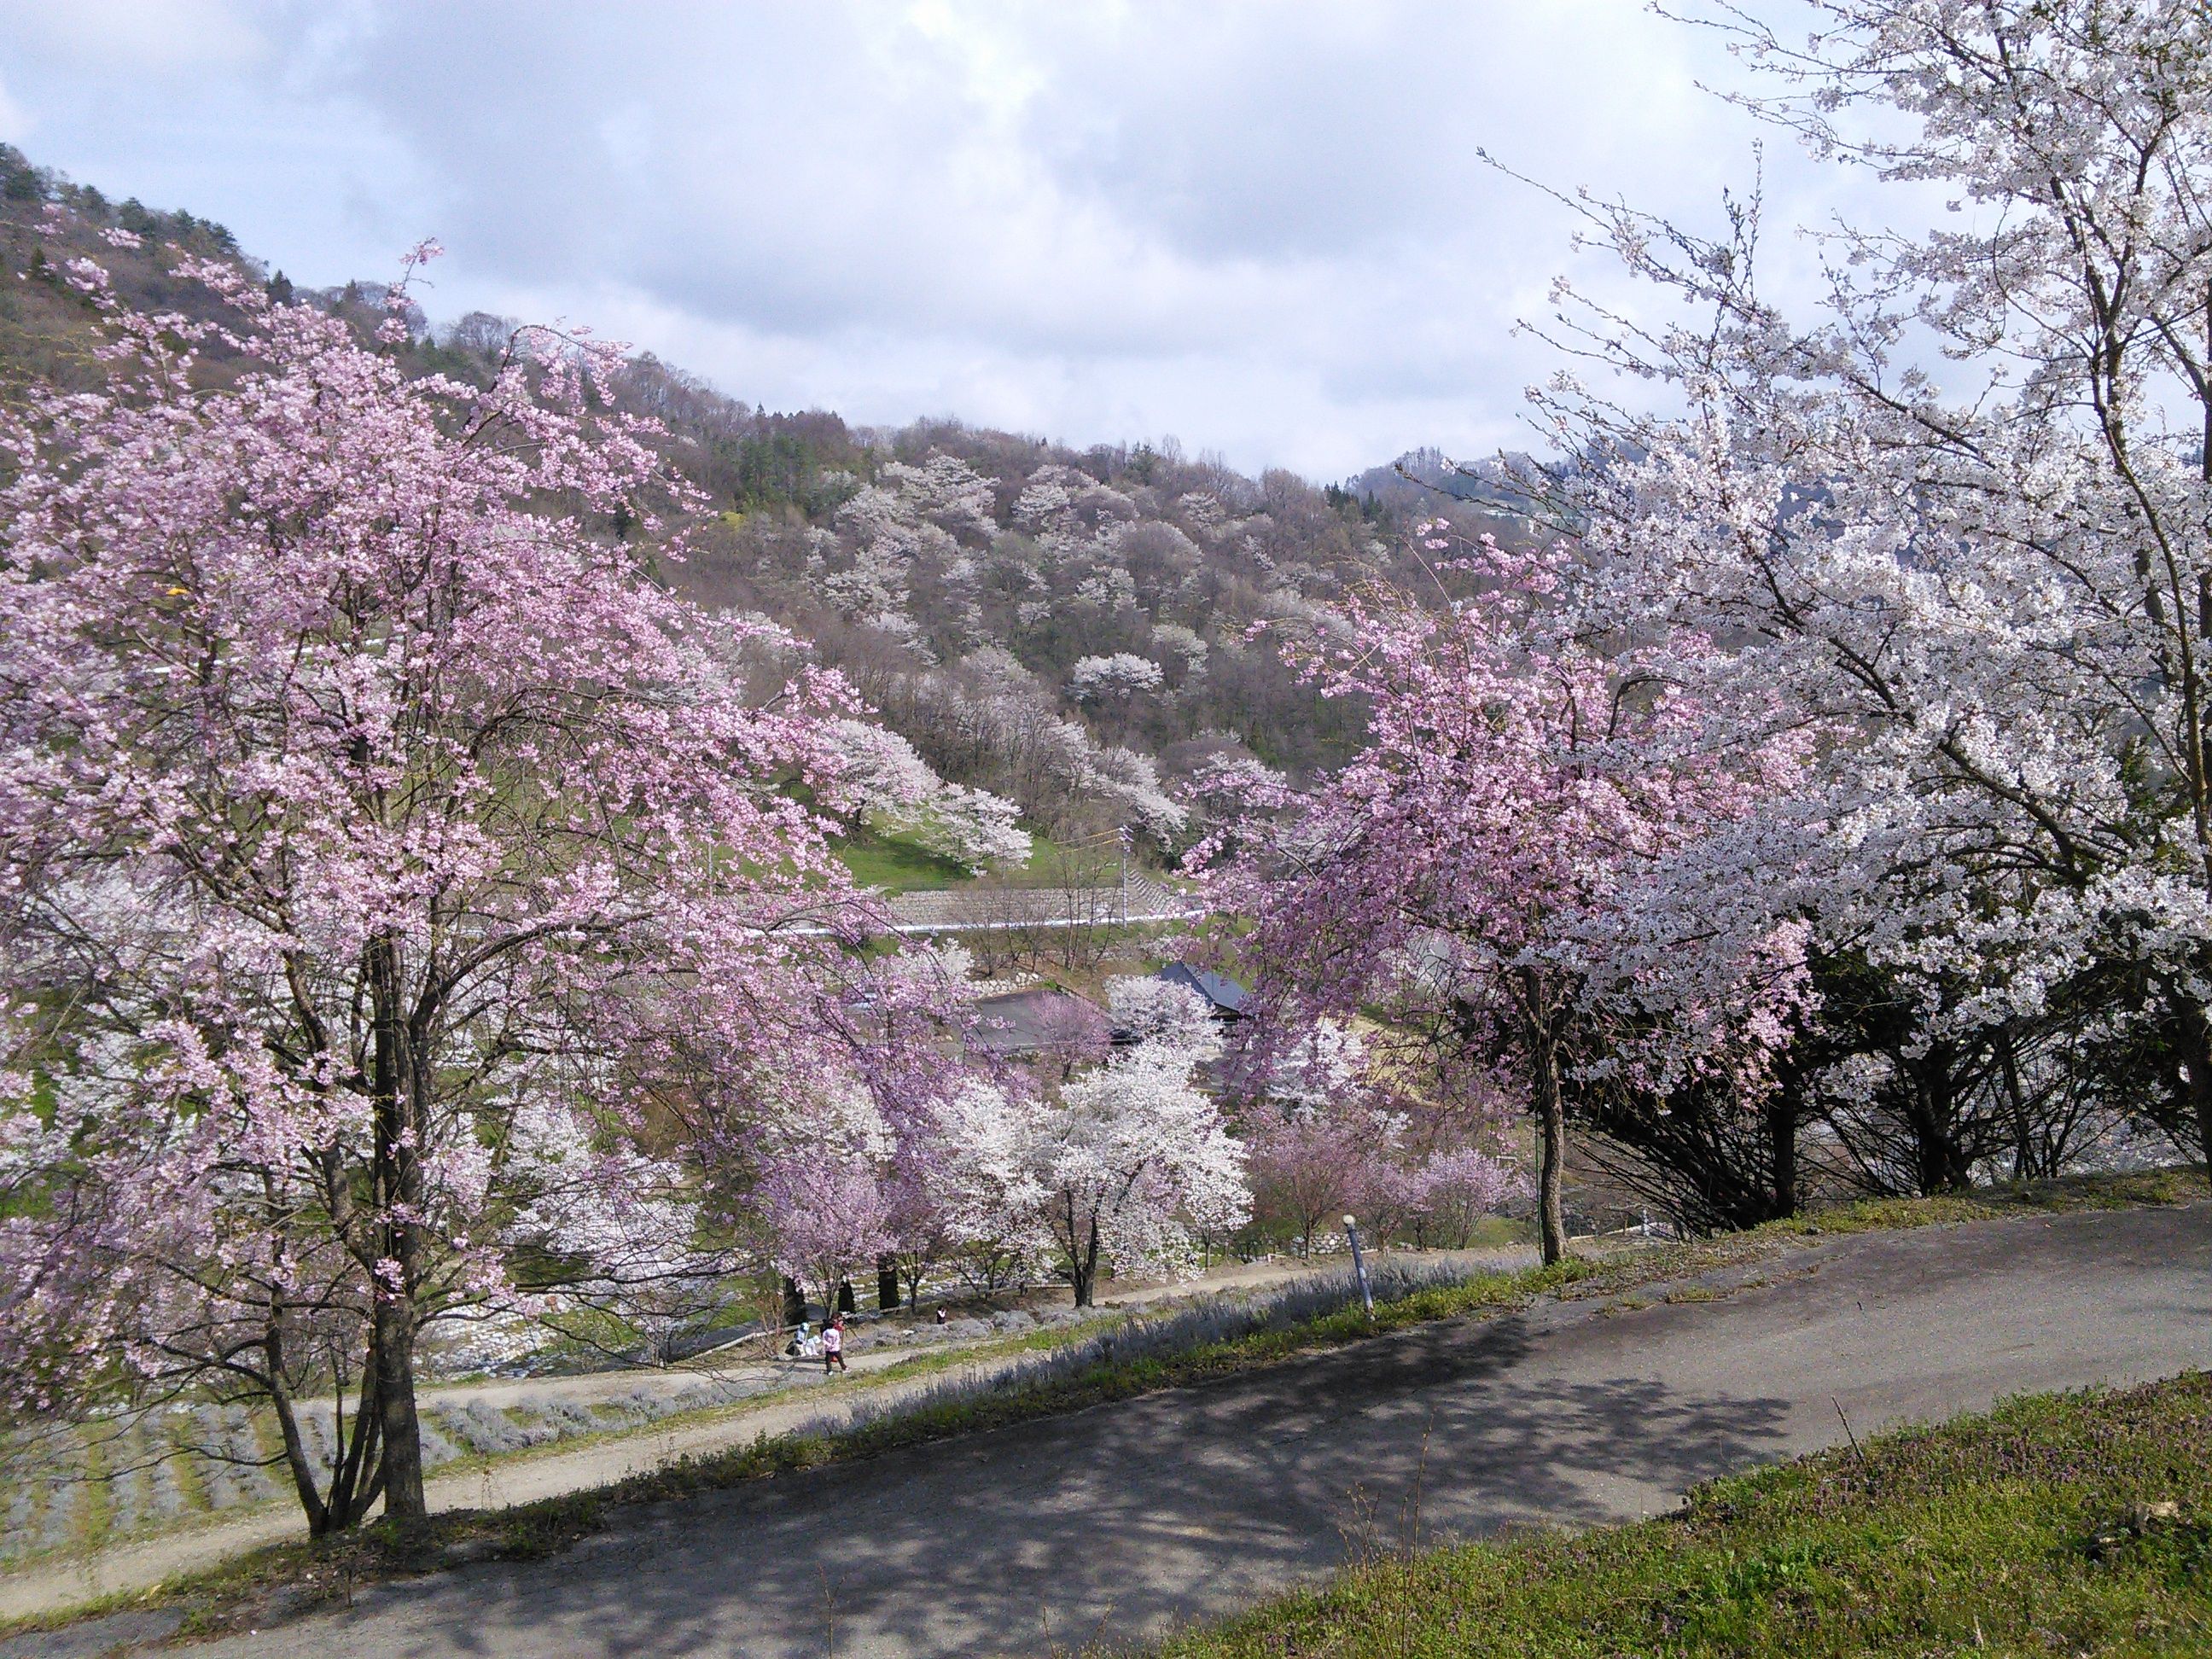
1147, 1371, 2212, 1658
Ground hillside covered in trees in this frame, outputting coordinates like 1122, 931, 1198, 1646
0, 141, 1536, 864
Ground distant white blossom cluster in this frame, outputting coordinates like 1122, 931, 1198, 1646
1068, 652, 1166, 703
827, 717, 1031, 871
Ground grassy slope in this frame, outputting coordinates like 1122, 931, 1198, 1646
1151, 1373, 2212, 1658
830, 823, 1104, 893
831, 819, 1168, 897
830, 824, 974, 892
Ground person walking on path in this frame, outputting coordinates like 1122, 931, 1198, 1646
823, 1315, 847, 1375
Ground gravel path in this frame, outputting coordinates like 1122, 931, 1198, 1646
137, 1203, 2212, 1659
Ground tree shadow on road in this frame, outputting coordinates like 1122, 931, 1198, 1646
304, 1311, 1793, 1659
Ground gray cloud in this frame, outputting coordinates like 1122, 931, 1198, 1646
0, 0, 1909, 475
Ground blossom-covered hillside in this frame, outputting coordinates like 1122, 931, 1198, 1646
0, 142, 1538, 859
592, 370, 1536, 848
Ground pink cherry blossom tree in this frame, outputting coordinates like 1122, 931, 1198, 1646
1240, 1022, 1398, 1256
1196, 536, 1811, 1263
750, 1067, 957, 1313
1231, 1016, 1525, 1255
1245, 1106, 1392, 1258
1022, 991, 1116, 1082
1393, 1147, 1523, 1249
756, 1155, 893, 1318
0, 235, 940, 1534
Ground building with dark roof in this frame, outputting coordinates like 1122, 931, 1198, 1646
1155, 961, 1249, 1020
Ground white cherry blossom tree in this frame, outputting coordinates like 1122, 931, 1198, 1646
1517, 0, 2212, 1177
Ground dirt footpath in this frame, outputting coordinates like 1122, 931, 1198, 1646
137, 1204, 2211, 1659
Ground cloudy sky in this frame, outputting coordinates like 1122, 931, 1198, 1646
0, 1, 1908, 478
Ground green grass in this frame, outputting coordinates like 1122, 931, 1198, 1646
830, 824, 975, 892
827, 817, 1187, 897
1767, 1167, 2206, 1235
996, 828, 1173, 890
1146, 1373, 2212, 1658
1013, 830, 1124, 881
75, 1427, 113, 1556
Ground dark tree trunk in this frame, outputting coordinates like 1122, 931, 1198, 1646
264, 1318, 330, 1536
367, 933, 426, 1522
1906, 1043, 1975, 1195
1767, 1092, 1798, 1218
325, 1351, 384, 1532
265, 1324, 384, 1536
2141, 996, 2212, 1182
2186, 1018, 2212, 1181
372, 1294, 423, 1522
1995, 1027, 2035, 1181
1069, 1211, 1102, 1307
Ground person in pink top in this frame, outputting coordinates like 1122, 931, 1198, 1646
823, 1314, 847, 1374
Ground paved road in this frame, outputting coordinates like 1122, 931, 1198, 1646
166, 1206, 2212, 1658
0, 1248, 1538, 1626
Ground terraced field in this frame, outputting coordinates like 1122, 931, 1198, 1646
0, 1301, 1110, 1569
3, 1381, 746, 1566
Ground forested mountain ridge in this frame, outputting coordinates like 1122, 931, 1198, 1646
0, 143, 1537, 858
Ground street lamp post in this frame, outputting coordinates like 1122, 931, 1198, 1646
1342, 1214, 1374, 1318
